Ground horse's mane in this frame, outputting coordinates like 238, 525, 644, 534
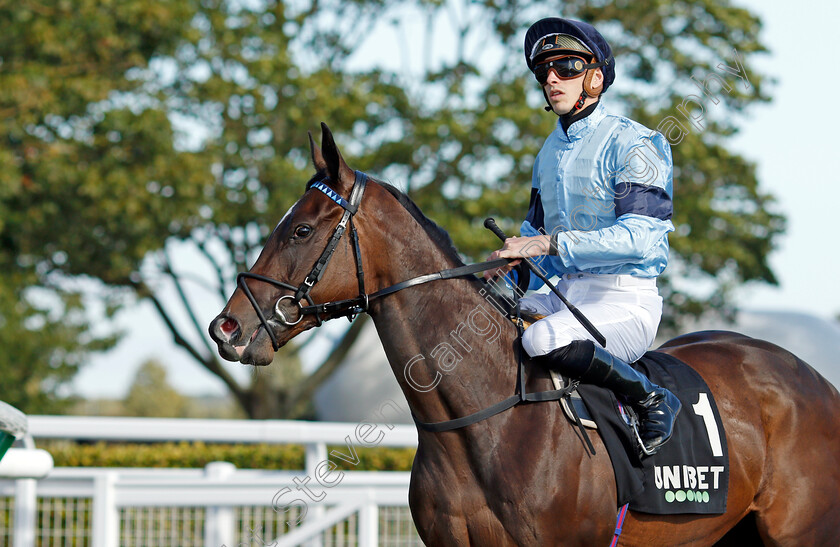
305, 170, 465, 266
377, 182, 465, 266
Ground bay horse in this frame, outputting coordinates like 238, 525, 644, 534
209, 124, 840, 546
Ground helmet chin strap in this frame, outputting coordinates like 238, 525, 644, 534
543, 89, 589, 114
571, 91, 587, 113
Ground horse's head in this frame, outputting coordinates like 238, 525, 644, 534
209, 123, 375, 366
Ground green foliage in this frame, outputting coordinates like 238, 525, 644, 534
0, 0, 782, 414
43, 441, 416, 471
46, 441, 305, 469
0, 271, 116, 414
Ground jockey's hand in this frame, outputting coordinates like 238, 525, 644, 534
483, 251, 519, 282
482, 235, 551, 281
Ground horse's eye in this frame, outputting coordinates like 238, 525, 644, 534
294, 224, 312, 239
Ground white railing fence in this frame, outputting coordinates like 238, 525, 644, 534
0, 402, 54, 547
0, 416, 424, 547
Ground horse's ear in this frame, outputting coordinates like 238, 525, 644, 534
309, 131, 327, 172
320, 122, 354, 194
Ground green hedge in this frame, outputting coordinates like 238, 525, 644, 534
43, 441, 416, 471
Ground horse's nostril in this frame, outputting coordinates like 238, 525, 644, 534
221, 318, 238, 335
211, 315, 241, 345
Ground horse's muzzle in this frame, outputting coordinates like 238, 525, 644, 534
209, 313, 287, 366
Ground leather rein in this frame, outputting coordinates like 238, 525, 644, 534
237, 170, 583, 435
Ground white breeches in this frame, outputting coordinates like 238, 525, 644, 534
519, 273, 663, 363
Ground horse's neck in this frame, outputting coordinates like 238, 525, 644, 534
373, 284, 520, 424
361, 204, 585, 501
365, 224, 520, 427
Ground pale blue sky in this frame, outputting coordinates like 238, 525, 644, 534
728, 0, 840, 318
70, 0, 840, 399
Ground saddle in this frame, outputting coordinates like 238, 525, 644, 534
513, 314, 730, 514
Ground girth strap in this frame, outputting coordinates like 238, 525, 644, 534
413, 290, 597, 454
412, 385, 581, 433
413, 309, 582, 433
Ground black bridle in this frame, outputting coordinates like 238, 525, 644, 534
235, 170, 588, 443
236, 170, 510, 351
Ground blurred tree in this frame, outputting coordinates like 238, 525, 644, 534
0, 0, 782, 417
123, 360, 187, 417
0, 272, 115, 414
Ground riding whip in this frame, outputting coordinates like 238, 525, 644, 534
484, 218, 607, 347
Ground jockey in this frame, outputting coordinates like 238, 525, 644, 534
488, 18, 681, 455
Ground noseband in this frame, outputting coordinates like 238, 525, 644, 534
236, 170, 509, 351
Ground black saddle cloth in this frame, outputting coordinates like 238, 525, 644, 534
576, 350, 730, 514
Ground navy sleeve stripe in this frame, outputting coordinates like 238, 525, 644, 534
614, 182, 672, 221
525, 188, 545, 231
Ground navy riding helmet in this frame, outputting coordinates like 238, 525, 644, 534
524, 18, 615, 94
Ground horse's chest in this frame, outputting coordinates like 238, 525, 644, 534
408, 440, 617, 546
408, 465, 561, 546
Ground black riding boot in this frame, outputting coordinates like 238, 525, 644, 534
537, 340, 682, 456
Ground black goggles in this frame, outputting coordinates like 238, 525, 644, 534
533, 55, 599, 85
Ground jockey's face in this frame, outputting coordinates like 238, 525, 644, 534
541, 65, 603, 116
